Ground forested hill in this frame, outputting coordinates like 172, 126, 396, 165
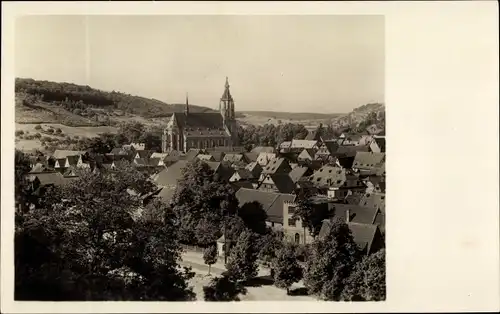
15, 78, 216, 118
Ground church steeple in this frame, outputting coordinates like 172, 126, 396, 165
220, 77, 234, 119
185, 92, 189, 115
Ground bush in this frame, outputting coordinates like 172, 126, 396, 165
46, 128, 54, 134
55, 128, 62, 134
34, 133, 42, 139
203, 275, 247, 301
15, 130, 24, 136
34, 125, 42, 130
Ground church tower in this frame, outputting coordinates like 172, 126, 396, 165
219, 77, 238, 146
220, 77, 235, 120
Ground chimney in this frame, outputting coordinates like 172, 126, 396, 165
346, 209, 350, 223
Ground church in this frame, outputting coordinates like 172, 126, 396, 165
161, 77, 239, 153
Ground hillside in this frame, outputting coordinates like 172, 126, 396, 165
15, 78, 215, 120
331, 102, 385, 134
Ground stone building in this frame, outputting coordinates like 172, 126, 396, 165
161, 77, 239, 153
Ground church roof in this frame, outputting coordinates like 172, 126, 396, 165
173, 112, 225, 130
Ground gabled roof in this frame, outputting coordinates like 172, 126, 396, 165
135, 150, 153, 159
52, 150, 85, 159
223, 153, 245, 164
197, 154, 215, 161
251, 146, 276, 154
66, 155, 80, 167
269, 173, 296, 194
150, 152, 169, 160
27, 171, 75, 187
153, 160, 188, 187
243, 152, 258, 162
208, 151, 225, 162
373, 137, 386, 152
262, 157, 290, 175
290, 139, 318, 149
298, 148, 317, 160
288, 166, 310, 183
156, 187, 176, 205
230, 180, 254, 191
256, 152, 276, 165
328, 203, 381, 225
245, 161, 261, 172
233, 168, 254, 180
172, 112, 225, 130
184, 149, 203, 162
305, 129, 320, 141
30, 163, 50, 173
359, 192, 386, 213
353, 152, 385, 169
235, 188, 296, 223
308, 165, 346, 189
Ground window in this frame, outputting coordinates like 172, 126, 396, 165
288, 217, 296, 227
294, 233, 300, 244
288, 206, 296, 214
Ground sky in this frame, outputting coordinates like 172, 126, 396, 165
15, 15, 384, 113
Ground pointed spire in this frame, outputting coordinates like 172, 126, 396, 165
185, 92, 189, 115
221, 77, 232, 101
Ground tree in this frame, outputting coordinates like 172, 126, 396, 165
342, 249, 386, 301
237, 201, 268, 235
203, 275, 247, 301
272, 243, 303, 295
257, 229, 284, 276
303, 217, 361, 300
15, 150, 33, 213
34, 124, 42, 130
226, 230, 259, 282
203, 245, 218, 276
292, 188, 315, 241
15, 166, 195, 301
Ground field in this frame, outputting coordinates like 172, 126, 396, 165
15, 123, 118, 152
237, 112, 344, 129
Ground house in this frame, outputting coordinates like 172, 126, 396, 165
278, 141, 292, 153
196, 154, 216, 162
29, 163, 51, 173
305, 129, 322, 141
297, 148, 317, 163
290, 139, 319, 151
256, 152, 277, 166
242, 152, 259, 163
235, 188, 296, 230
222, 153, 247, 165
134, 150, 154, 160
340, 134, 363, 146
359, 192, 386, 213
184, 148, 204, 162
369, 137, 386, 153
258, 173, 296, 194
288, 166, 314, 184
259, 157, 292, 182
207, 151, 225, 162
308, 165, 347, 198
150, 152, 169, 160
154, 160, 189, 189
244, 161, 263, 179
318, 218, 384, 255
352, 152, 385, 171
229, 168, 255, 182
130, 142, 146, 150
26, 171, 77, 191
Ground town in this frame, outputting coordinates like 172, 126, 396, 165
15, 77, 386, 301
